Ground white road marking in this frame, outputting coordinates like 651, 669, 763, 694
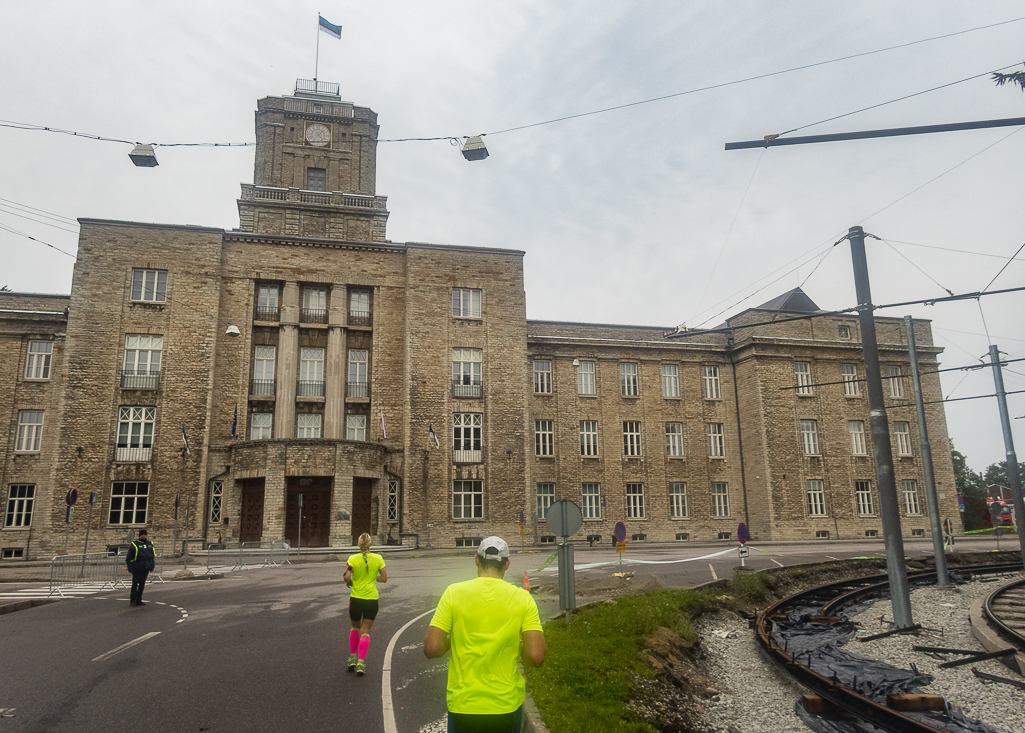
709, 564, 718, 581
382, 609, 436, 733
826, 556, 840, 561
770, 558, 785, 567
92, 632, 161, 662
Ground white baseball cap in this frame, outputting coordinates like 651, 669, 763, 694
477, 536, 509, 562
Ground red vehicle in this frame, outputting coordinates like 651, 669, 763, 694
984, 499, 1015, 528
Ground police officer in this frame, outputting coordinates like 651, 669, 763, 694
126, 529, 156, 606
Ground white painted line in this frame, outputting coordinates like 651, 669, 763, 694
826, 556, 840, 561
92, 632, 161, 662
382, 608, 436, 733
770, 558, 785, 567
709, 564, 718, 581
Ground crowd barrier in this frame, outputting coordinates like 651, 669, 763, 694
49, 552, 127, 597
204, 540, 291, 575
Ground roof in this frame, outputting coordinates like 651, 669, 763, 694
751, 287, 822, 313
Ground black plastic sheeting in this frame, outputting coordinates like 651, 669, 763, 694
772, 591, 1011, 733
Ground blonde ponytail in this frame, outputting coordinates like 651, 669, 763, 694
358, 533, 372, 570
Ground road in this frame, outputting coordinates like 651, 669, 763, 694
0, 536, 1017, 733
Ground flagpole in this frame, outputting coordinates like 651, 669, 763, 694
315, 13, 321, 82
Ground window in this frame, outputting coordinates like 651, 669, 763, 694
816, 530, 830, 539
838, 324, 851, 339
301, 287, 327, 322
453, 480, 483, 519
661, 364, 680, 398
702, 366, 721, 399
122, 334, 162, 389
902, 479, 921, 515
665, 422, 684, 458
794, 362, 812, 395
387, 480, 399, 521
535, 420, 554, 456
620, 363, 638, 396
210, 480, 223, 524
348, 350, 368, 398
807, 480, 826, 516
349, 290, 371, 326
800, 419, 820, 456
675, 533, 690, 541
452, 288, 482, 319
848, 421, 867, 455
855, 480, 874, 516
453, 413, 482, 462
109, 482, 149, 525
841, 364, 860, 396
886, 366, 904, 398
711, 483, 730, 517
346, 414, 367, 441
533, 360, 552, 394
256, 285, 279, 320
626, 483, 645, 518
577, 361, 596, 395
2, 548, 24, 560
537, 483, 555, 520
252, 346, 276, 396
5, 485, 34, 528
250, 412, 273, 440
116, 407, 155, 461
15, 410, 43, 452
894, 421, 912, 456
297, 413, 322, 439
306, 167, 326, 191
706, 423, 725, 458
623, 421, 641, 456
25, 341, 53, 380
131, 269, 167, 303
580, 421, 598, 456
582, 483, 601, 519
669, 483, 688, 518
452, 349, 482, 398
298, 348, 325, 396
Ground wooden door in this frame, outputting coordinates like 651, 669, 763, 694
351, 477, 373, 544
239, 479, 265, 543
286, 477, 332, 547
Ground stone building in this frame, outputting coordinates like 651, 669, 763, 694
0, 82, 960, 560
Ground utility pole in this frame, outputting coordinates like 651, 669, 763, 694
850, 226, 914, 628
988, 345, 1025, 554
905, 316, 948, 586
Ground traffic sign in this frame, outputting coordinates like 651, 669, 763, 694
520, 511, 525, 523
737, 523, 749, 545
547, 500, 583, 538
738, 546, 750, 558
990, 501, 1004, 520
616, 542, 626, 553
65, 489, 78, 506
613, 522, 627, 542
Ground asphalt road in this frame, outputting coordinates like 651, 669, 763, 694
0, 536, 1018, 733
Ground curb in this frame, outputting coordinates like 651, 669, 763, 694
968, 594, 1025, 675
522, 687, 548, 733
0, 598, 60, 616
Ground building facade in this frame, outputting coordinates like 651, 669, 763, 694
0, 82, 960, 560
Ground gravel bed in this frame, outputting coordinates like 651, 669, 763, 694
690, 572, 1025, 733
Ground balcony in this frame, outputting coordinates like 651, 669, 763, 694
452, 379, 483, 399
346, 382, 369, 399
114, 446, 152, 463
300, 307, 328, 324
453, 449, 483, 464
348, 311, 372, 328
120, 369, 160, 390
250, 379, 276, 397
297, 380, 325, 397
254, 306, 280, 322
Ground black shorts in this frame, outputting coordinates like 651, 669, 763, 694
349, 597, 379, 622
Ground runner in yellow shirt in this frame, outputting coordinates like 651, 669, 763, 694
424, 536, 545, 733
344, 533, 387, 676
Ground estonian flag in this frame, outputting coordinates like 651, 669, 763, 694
181, 423, 191, 455
319, 15, 342, 39
428, 423, 440, 449
231, 404, 238, 439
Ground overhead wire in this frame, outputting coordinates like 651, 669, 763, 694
0, 196, 78, 225
878, 238, 954, 296
0, 222, 76, 258
981, 241, 1025, 293
0, 119, 253, 148
885, 238, 1025, 262
0, 206, 80, 235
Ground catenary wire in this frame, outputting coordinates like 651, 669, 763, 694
933, 326, 1025, 343
0, 118, 254, 148
0, 196, 78, 225
982, 241, 1025, 293
885, 238, 1025, 262
777, 358, 1025, 391
879, 238, 954, 296
0, 223, 76, 258
0, 207, 80, 235
891, 388, 1025, 408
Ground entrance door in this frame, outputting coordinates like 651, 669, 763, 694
239, 479, 265, 543
286, 477, 332, 547
351, 477, 373, 544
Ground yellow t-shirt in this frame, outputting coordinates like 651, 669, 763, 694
347, 552, 386, 600
429, 576, 543, 715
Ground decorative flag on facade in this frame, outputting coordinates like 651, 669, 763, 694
380, 412, 387, 440
181, 423, 191, 455
428, 423, 440, 449
319, 15, 342, 39
231, 404, 238, 439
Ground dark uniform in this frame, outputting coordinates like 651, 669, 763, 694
126, 535, 156, 606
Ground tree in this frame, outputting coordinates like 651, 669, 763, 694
952, 444, 987, 530
981, 460, 1025, 492
992, 70, 1025, 92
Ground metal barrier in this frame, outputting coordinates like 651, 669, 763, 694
203, 540, 292, 575
49, 552, 128, 597
205, 545, 244, 575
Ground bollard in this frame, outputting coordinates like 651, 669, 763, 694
523, 571, 530, 591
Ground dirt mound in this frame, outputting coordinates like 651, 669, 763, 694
531, 572, 666, 598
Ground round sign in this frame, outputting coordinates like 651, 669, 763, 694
613, 522, 627, 542
546, 500, 583, 538
65, 489, 78, 506
737, 523, 749, 545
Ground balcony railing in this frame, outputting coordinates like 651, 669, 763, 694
300, 307, 328, 324
348, 311, 372, 327
452, 379, 483, 398
250, 379, 276, 397
254, 306, 280, 322
114, 446, 152, 463
453, 449, 483, 464
346, 382, 369, 399
297, 380, 325, 397
120, 369, 160, 390
295, 78, 340, 96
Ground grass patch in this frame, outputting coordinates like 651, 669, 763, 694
725, 570, 776, 606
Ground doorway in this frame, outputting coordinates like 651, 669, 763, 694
286, 476, 332, 547
351, 477, 373, 544
239, 478, 265, 544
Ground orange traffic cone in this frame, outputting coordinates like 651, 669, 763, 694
523, 571, 531, 591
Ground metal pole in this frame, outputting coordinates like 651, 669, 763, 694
988, 345, 1025, 554
297, 493, 303, 562
183, 495, 191, 571
62, 506, 73, 555
80, 499, 95, 578
849, 226, 913, 628
905, 317, 948, 586
314, 16, 320, 82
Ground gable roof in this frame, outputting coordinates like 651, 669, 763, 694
751, 287, 821, 314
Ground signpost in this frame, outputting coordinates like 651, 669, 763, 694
943, 518, 955, 550
80, 492, 98, 577
737, 522, 749, 567
547, 500, 583, 624
614, 522, 627, 565
62, 490, 78, 555
173, 493, 181, 558
297, 494, 304, 560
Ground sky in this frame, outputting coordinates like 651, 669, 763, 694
1, 2, 1023, 474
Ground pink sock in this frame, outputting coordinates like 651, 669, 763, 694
349, 629, 360, 655
358, 634, 370, 661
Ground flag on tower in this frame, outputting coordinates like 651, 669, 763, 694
428, 423, 440, 449
380, 412, 387, 440
181, 423, 191, 455
319, 15, 342, 39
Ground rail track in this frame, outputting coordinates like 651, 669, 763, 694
755, 560, 1024, 733
972, 575, 1025, 677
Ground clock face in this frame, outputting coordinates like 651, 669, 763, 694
305, 123, 331, 147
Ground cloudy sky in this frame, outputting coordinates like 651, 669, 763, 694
2, 2, 1023, 474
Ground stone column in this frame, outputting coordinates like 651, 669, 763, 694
325, 326, 346, 438
264, 446, 287, 542
275, 282, 300, 439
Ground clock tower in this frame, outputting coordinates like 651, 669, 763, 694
237, 79, 390, 242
